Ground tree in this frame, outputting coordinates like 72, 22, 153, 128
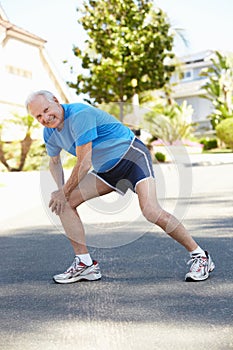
200, 51, 233, 129
0, 114, 40, 171
69, 0, 175, 120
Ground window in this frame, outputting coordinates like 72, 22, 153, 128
180, 70, 193, 81
5, 65, 32, 79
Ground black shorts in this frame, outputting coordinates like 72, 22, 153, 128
91, 137, 155, 195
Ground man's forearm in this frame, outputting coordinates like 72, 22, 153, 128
63, 161, 90, 200
49, 158, 65, 189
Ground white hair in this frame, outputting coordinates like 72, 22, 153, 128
25, 90, 56, 113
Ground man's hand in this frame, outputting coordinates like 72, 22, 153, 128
49, 189, 67, 215
48, 142, 92, 215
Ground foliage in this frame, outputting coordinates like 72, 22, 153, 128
199, 138, 218, 151
200, 51, 233, 128
144, 99, 194, 144
216, 118, 233, 150
23, 141, 47, 171
97, 102, 133, 121
69, 0, 175, 120
0, 114, 40, 171
155, 151, 166, 162
0, 139, 46, 172
63, 153, 77, 169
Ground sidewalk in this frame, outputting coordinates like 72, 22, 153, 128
0, 153, 232, 233
183, 151, 233, 166
157, 149, 233, 166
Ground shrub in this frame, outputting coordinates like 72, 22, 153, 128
200, 138, 218, 150
216, 118, 233, 150
155, 152, 166, 162
144, 100, 194, 145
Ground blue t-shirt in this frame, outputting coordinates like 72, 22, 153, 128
43, 103, 135, 172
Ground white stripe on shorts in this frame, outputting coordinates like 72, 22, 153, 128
131, 143, 153, 177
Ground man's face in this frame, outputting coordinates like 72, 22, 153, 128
28, 95, 64, 129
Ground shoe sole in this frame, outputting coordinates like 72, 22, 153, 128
53, 272, 102, 284
185, 261, 215, 282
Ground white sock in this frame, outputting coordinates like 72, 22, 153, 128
189, 246, 205, 257
76, 253, 92, 266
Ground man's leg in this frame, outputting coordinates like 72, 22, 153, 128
59, 173, 113, 255
52, 173, 113, 284
136, 177, 198, 252
136, 177, 215, 281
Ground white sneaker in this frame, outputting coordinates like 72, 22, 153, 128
185, 251, 215, 282
53, 256, 101, 284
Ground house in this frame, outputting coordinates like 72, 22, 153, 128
0, 4, 71, 140
172, 50, 215, 134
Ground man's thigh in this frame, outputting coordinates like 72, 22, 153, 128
69, 172, 113, 208
136, 177, 160, 210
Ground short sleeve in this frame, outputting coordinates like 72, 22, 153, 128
43, 129, 62, 156
71, 107, 98, 146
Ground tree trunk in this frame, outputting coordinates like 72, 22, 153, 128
119, 101, 124, 122
0, 142, 11, 171
18, 134, 33, 171
0, 136, 33, 172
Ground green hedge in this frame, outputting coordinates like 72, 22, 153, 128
155, 152, 166, 162
216, 118, 233, 150
200, 138, 218, 151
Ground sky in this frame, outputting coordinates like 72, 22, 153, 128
1, 0, 233, 84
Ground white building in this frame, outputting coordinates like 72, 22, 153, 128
172, 50, 215, 134
0, 4, 71, 137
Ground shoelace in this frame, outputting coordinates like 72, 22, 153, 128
66, 256, 82, 273
187, 255, 207, 272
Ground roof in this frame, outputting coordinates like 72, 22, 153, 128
0, 18, 46, 46
0, 3, 8, 20
0, 3, 70, 102
0, 3, 46, 46
179, 50, 215, 65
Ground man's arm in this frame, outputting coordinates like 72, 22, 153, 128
49, 154, 65, 189
49, 142, 92, 214
63, 141, 92, 200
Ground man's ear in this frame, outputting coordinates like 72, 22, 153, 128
53, 96, 59, 103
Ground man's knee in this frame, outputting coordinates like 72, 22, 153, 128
68, 190, 85, 209
141, 204, 162, 224
58, 201, 80, 219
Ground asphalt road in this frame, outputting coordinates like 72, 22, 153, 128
0, 157, 233, 350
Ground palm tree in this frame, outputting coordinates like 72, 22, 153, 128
200, 51, 233, 128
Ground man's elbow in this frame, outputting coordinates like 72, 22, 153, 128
82, 159, 92, 172
49, 156, 61, 166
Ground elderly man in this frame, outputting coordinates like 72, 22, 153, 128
26, 90, 215, 284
